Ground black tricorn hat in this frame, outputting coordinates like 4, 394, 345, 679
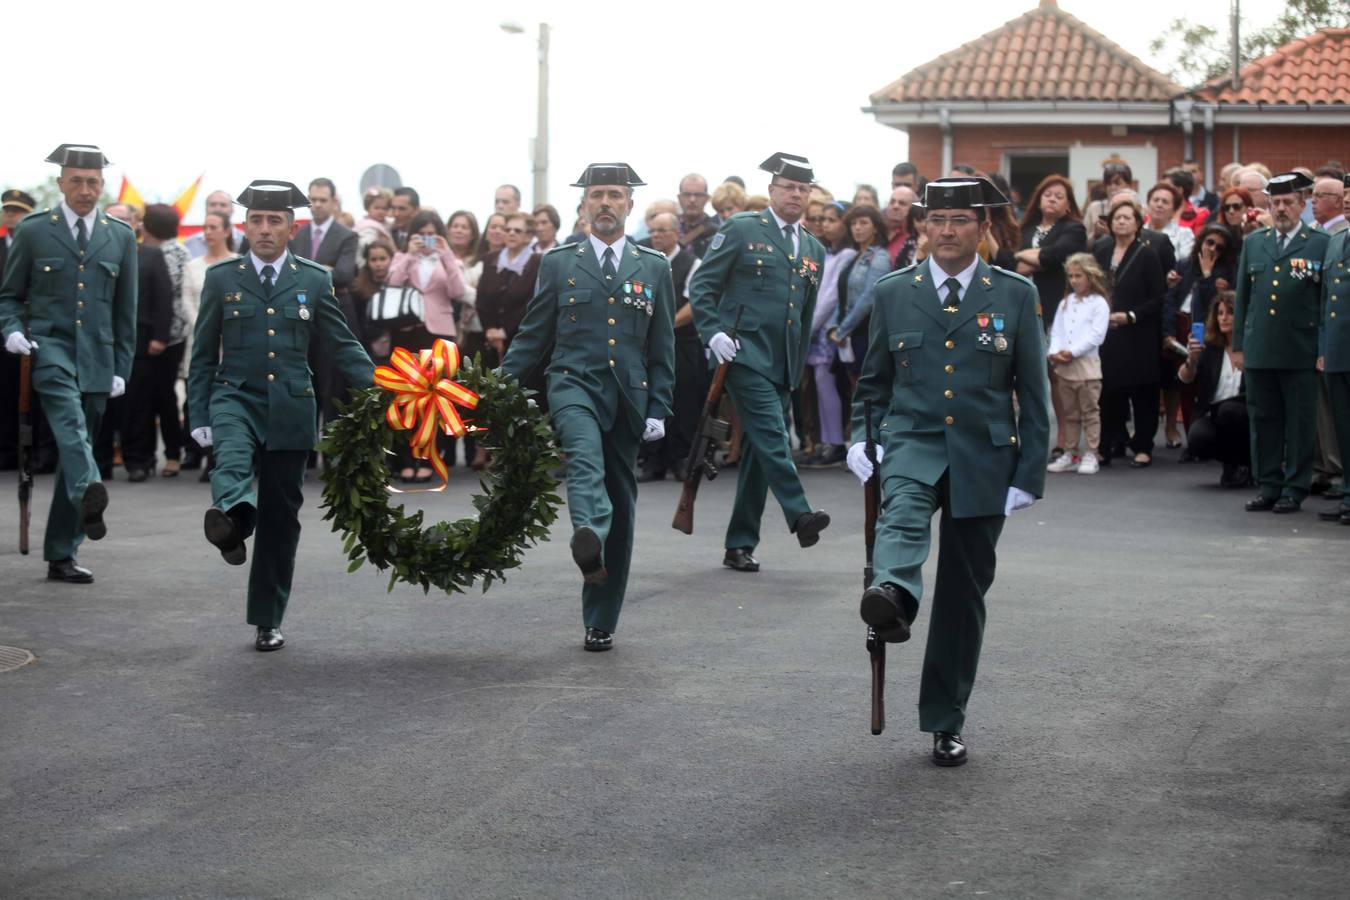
1267, 171, 1314, 196
759, 152, 815, 184
236, 180, 309, 210
46, 144, 110, 168
2, 189, 36, 212
916, 177, 1010, 210
571, 163, 645, 188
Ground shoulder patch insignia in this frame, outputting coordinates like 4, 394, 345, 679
710, 232, 725, 251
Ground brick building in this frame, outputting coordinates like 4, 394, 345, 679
865, 0, 1350, 203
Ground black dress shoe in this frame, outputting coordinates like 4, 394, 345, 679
1318, 507, 1347, 522
571, 526, 607, 585
255, 627, 285, 651
722, 548, 760, 572
82, 481, 108, 541
1245, 495, 1278, 512
1272, 497, 1301, 514
126, 467, 149, 483
859, 583, 911, 643
583, 627, 613, 651
47, 557, 94, 584
204, 507, 247, 565
793, 510, 831, 548
932, 731, 968, 767
1310, 477, 1331, 495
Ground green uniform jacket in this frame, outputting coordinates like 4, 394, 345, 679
502, 238, 676, 431
0, 207, 138, 390
688, 211, 823, 386
1322, 230, 1350, 373
849, 259, 1050, 519
187, 253, 373, 450
1233, 223, 1329, 369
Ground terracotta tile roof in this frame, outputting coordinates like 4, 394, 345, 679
869, 0, 1184, 105
1191, 28, 1350, 105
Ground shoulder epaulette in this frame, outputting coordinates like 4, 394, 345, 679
546, 241, 580, 256
990, 265, 1035, 288
103, 216, 134, 234
296, 255, 329, 274
635, 243, 666, 259
205, 257, 239, 274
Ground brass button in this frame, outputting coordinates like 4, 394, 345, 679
791, 285, 797, 291
1011, 436, 1018, 444
42, 266, 51, 272
77, 301, 84, 309
268, 351, 276, 359
77, 282, 84, 290
267, 373, 275, 382
901, 360, 910, 368
233, 310, 240, 317
608, 359, 616, 367
608, 297, 615, 304
1270, 295, 1277, 300
75, 319, 82, 326
945, 415, 955, 425
1274, 266, 1280, 273
267, 329, 276, 336
608, 318, 616, 326
641, 380, 648, 387
306, 387, 313, 395
944, 389, 954, 398
607, 338, 616, 346
1269, 309, 1276, 315
563, 369, 570, 375
945, 339, 955, 349
1271, 280, 1279, 287
788, 302, 794, 308
568, 297, 575, 304
756, 259, 763, 266
897, 340, 904, 349
945, 364, 955, 374
267, 307, 275, 315
787, 319, 793, 325
78, 265, 84, 272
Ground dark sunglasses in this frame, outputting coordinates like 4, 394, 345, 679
1203, 238, 1227, 249
1223, 203, 1245, 211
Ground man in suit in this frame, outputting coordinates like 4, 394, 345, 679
1310, 174, 1348, 498
290, 178, 360, 448
636, 210, 701, 482
1183, 159, 1219, 217
120, 233, 175, 481
689, 152, 831, 573
676, 173, 718, 258
502, 163, 676, 652
0, 145, 138, 583
1233, 172, 1331, 515
846, 177, 1050, 767
390, 187, 419, 252
1319, 223, 1350, 524
188, 181, 373, 651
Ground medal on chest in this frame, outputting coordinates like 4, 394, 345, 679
297, 291, 311, 320
992, 314, 1007, 352
976, 313, 992, 345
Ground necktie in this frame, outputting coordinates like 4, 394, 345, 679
75, 218, 87, 252
1278, 232, 1289, 254
942, 277, 962, 310
602, 246, 617, 280
311, 226, 323, 258
783, 223, 795, 254
261, 264, 275, 298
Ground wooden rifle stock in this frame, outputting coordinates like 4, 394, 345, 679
672, 309, 743, 534
863, 400, 884, 735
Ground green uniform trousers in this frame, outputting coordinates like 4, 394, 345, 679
872, 471, 1005, 735
723, 365, 811, 552
1327, 373, 1350, 514
552, 404, 640, 634
1245, 368, 1318, 501
209, 397, 308, 629
31, 366, 106, 562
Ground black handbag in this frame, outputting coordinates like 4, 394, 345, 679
366, 283, 424, 333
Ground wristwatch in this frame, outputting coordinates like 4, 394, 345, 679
1127, 311, 1137, 325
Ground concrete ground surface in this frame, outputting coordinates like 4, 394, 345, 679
1, 446, 1347, 899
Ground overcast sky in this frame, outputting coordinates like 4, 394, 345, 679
4, 0, 1283, 223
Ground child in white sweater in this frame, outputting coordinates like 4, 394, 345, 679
1047, 253, 1111, 474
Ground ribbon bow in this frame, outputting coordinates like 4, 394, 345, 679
373, 339, 480, 491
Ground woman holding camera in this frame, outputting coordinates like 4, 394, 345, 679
1178, 292, 1249, 486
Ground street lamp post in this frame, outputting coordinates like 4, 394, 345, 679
502, 21, 550, 207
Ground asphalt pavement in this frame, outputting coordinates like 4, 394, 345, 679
1, 447, 1347, 898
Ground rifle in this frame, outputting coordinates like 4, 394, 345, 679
672, 308, 743, 535
863, 399, 884, 735
17, 320, 33, 555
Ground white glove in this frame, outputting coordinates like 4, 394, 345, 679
708, 332, 739, 365
191, 426, 213, 448
642, 418, 665, 442
110, 375, 126, 398
846, 442, 884, 483
4, 332, 36, 355
1004, 486, 1036, 516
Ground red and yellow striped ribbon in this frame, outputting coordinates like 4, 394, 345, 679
372, 339, 480, 492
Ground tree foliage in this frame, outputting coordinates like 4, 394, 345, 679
1150, 0, 1350, 87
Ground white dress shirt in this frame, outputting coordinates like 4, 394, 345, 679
589, 232, 627, 270
60, 203, 98, 243
927, 256, 979, 305
251, 250, 290, 282
768, 206, 800, 257
1214, 351, 1242, 403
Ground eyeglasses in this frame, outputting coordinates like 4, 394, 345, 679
1312, 192, 1344, 200
1223, 203, 1246, 211
926, 215, 978, 228
1202, 238, 1227, 250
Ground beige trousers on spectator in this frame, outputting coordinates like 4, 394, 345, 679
1314, 373, 1342, 485
1055, 377, 1103, 455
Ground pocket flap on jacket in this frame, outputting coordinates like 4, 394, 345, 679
988, 423, 1019, 447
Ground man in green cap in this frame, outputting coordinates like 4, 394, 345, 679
1233, 171, 1330, 514
187, 180, 374, 651
502, 163, 676, 652
846, 176, 1050, 768
688, 152, 831, 573
1318, 211, 1350, 525
0, 144, 137, 583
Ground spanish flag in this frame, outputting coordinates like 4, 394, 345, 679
117, 176, 145, 210
172, 173, 204, 218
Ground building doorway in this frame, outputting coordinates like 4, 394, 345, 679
1007, 152, 1070, 213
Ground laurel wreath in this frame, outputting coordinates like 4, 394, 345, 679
318, 363, 562, 594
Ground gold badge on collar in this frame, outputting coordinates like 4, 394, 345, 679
914, 274, 924, 284
981, 276, 992, 286
567, 276, 576, 286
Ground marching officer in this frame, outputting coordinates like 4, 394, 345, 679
187, 181, 374, 651
1319, 220, 1350, 525
1233, 172, 1330, 514
846, 177, 1050, 767
688, 152, 831, 573
502, 163, 676, 652
0, 144, 137, 583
